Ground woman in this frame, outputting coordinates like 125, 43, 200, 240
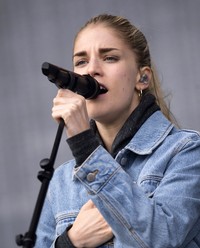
35, 14, 200, 247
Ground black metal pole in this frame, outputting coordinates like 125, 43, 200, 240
16, 119, 65, 248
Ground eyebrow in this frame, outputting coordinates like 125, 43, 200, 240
73, 48, 119, 59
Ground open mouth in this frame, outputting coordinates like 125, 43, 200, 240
99, 84, 108, 94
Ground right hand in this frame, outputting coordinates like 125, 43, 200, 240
52, 89, 90, 138
68, 200, 113, 248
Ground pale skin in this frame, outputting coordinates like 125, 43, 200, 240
52, 23, 151, 247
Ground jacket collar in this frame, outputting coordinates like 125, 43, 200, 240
126, 111, 174, 155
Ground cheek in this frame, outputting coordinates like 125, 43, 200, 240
120, 73, 136, 93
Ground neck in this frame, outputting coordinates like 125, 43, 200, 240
95, 121, 124, 152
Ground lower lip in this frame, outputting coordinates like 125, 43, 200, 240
92, 92, 107, 100
98, 92, 108, 97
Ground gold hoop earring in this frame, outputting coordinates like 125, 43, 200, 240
138, 89, 143, 98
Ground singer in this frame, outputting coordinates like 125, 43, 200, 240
35, 14, 200, 247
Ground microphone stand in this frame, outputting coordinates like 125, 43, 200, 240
16, 119, 65, 248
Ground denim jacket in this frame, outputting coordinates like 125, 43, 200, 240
35, 111, 200, 248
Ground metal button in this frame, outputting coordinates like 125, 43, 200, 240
120, 157, 127, 166
86, 170, 99, 182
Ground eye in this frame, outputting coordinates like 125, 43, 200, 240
104, 56, 119, 63
74, 59, 87, 67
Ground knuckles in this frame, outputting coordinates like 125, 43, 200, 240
52, 91, 86, 117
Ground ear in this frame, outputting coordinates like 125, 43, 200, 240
135, 66, 151, 91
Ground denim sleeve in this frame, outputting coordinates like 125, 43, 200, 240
74, 136, 200, 247
34, 194, 57, 248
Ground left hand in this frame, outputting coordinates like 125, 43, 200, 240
68, 200, 113, 247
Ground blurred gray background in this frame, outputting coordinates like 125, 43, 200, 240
0, 0, 200, 247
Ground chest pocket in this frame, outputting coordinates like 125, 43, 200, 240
139, 175, 162, 198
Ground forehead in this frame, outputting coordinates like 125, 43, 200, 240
74, 24, 126, 52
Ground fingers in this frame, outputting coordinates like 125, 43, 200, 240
51, 89, 90, 137
68, 200, 113, 247
81, 199, 96, 210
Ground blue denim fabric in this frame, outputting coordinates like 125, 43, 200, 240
35, 111, 200, 248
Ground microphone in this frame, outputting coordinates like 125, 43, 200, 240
41, 62, 102, 99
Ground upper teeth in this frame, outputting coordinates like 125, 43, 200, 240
100, 85, 107, 90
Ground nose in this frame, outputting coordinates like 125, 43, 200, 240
86, 58, 102, 77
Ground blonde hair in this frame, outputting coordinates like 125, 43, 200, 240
75, 14, 177, 124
